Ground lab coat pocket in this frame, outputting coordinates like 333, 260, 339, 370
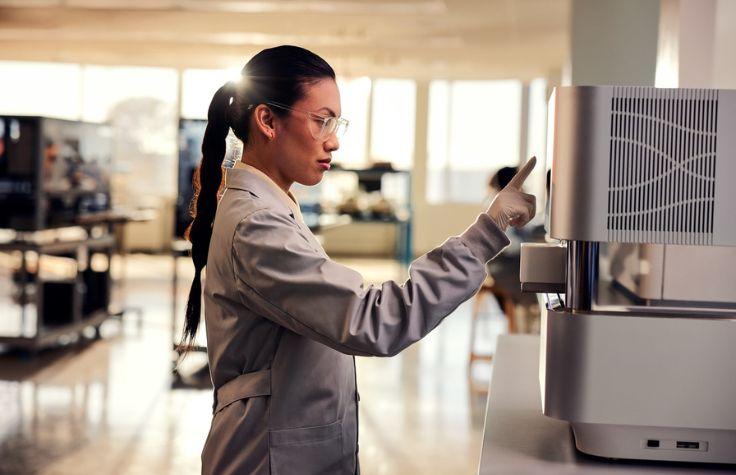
269, 419, 345, 475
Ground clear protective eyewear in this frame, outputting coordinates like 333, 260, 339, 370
266, 101, 349, 140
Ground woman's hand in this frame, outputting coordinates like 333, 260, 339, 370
486, 156, 537, 231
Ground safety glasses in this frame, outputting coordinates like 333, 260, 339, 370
266, 101, 349, 140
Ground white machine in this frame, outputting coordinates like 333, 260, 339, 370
520, 86, 736, 464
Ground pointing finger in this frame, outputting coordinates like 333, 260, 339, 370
506, 156, 537, 190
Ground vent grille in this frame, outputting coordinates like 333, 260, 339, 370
607, 87, 718, 245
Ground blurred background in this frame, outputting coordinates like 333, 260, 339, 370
0, 0, 734, 473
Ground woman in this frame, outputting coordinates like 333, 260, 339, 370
183, 45, 536, 475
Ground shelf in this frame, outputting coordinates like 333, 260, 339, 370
0, 235, 115, 254
0, 308, 114, 349
0, 227, 120, 351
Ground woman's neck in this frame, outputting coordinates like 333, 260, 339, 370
241, 151, 292, 194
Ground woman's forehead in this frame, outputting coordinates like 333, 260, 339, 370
297, 79, 341, 115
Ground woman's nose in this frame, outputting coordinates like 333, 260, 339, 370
324, 134, 339, 153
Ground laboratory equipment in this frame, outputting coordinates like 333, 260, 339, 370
521, 86, 736, 464
0, 116, 112, 231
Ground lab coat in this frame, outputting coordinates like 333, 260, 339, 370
201, 166, 510, 474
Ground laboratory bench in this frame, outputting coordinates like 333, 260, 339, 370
478, 335, 736, 474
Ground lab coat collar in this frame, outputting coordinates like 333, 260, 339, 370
226, 162, 304, 223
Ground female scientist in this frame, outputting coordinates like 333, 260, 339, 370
182, 45, 536, 475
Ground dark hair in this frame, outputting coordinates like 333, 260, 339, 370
180, 45, 335, 350
489, 166, 518, 190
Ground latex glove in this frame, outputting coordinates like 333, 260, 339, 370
487, 157, 537, 231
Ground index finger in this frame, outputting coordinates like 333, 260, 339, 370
506, 156, 537, 190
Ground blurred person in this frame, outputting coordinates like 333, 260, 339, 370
182, 45, 536, 475
42, 140, 70, 192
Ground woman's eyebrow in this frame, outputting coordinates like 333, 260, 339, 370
317, 107, 337, 117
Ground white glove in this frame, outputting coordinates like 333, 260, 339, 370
487, 156, 537, 231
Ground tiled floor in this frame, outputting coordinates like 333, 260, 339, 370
0, 254, 512, 474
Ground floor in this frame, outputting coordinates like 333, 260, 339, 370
0, 254, 514, 475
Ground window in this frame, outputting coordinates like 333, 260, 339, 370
427, 80, 523, 204
333, 76, 371, 169
0, 62, 180, 203
82, 66, 179, 200
370, 79, 416, 170
181, 68, 241, 120
0, 61, 82, 120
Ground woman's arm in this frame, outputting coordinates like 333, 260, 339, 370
231, 157, 537, 357
230, 210, 509, 357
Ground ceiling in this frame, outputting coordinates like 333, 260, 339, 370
0, 0, 570, 80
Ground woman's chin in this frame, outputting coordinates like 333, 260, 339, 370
298, 172, 325, 187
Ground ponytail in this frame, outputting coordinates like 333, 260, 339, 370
179, 82, 234, 351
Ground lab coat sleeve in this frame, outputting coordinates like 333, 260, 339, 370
231, 209, 510, 357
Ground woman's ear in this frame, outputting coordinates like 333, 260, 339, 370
253, 104, 276, 140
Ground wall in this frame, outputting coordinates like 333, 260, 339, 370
713, 0, 736, 89
570, 0, 660, 86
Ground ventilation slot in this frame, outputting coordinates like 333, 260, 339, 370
607, 87, 717, 245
